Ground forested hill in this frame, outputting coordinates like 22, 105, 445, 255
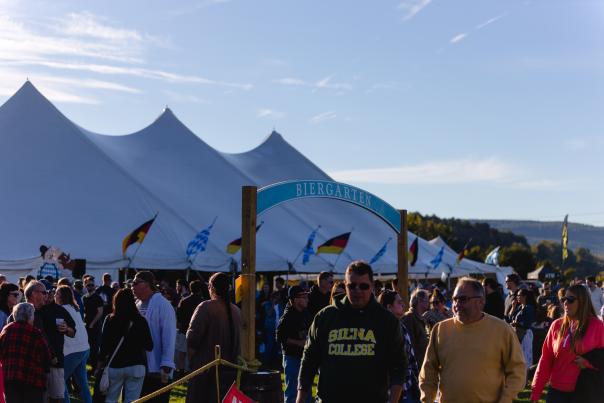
473, 220, 604, 258
408, 213, 604, 279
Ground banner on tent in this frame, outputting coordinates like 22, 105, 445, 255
257, 180, 401, 233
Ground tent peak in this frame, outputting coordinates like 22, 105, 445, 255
10, 80, 47, 102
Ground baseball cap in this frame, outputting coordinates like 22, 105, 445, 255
288, 285, 309, 300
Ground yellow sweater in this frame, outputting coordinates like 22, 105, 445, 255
419, 314, 526, 403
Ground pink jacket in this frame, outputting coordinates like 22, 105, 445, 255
531, 316, 604, 400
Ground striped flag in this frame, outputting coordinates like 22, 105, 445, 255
316, 232, 351, 255
409, 237, 419, 266
122, 215, 157, 256
226, 221, 264, 254
455, 239, 472, 265
186, 218, 216, 259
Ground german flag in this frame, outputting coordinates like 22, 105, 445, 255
455, 239, 471, 265
226, 238, 242, 255
408, 237, 418, 266
316, 232, 351, 254
122, 216, 156, 256
226, 221, 264, 255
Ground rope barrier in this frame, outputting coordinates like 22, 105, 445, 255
132, 345, 257, 403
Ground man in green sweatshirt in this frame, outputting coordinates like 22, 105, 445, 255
296, 261, 407, 403
419, 277, 526, 403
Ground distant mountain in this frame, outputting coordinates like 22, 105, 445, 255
472, 220, 604, 257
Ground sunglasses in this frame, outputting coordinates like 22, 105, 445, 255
561, 296, 577, 304
452, 295, 481, 304
346, 282, 371, 291
9, 292, 20, 297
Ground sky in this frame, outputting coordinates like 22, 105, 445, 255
1, 0, 603, 226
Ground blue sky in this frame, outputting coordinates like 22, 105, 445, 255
1, 0, 603, 225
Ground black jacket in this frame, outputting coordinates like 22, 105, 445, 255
99, 314, 153, 369
276, 304, 311, 358
573, 347, 604, 403
299, 296, 407, 403
484, 291, 504, 319
308, 286, 330, 319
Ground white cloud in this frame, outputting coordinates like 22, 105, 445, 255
274, 77, 306, 86
0, 11, 250, 102
257, 108, 285, 119
329, 158, 511, 184
329, 158, 563, 190
57, 12, 144, 42
476, 14, 506, 30
310, 111, 336, 124
274, 76, 352, 92
450, 33, 467, 44
314, 76, 352, 91
398, 0, 432, 21
7, 60, 253, 90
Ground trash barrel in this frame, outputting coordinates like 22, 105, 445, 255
240, 370, 284, 403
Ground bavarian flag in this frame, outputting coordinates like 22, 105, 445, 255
226, 221, 264, 255
409, 237, 419, 266
122, 216, 156, 256
316, 232, 351, 255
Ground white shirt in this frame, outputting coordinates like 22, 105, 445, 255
62, 304, 90, 356
589, 286, 604, 315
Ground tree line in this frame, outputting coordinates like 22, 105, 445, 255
408, 213, 604, 281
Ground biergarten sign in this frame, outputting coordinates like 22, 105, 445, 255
257, 180, 401, 233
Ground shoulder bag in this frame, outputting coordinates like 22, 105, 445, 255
99, 321, 132, 394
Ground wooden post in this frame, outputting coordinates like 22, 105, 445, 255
397, 209, 409, 303
241, 186, 257, 362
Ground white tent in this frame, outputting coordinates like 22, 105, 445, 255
0, 82, 507, 282
428, 237, 514, 282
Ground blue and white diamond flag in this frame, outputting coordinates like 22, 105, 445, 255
186, 218, 217, 259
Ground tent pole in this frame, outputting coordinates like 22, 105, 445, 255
241, 186, 257, 363
397, 210, 409, 303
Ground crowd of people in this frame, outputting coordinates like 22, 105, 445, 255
0, 265, 603, 402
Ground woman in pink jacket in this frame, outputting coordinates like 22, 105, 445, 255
531, 284, 604, 402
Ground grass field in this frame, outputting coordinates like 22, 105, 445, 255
69, 368, 544, 403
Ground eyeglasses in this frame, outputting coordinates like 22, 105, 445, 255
561, 296, 577, 304
346, 282, 371, 291
452, 295, 481, 304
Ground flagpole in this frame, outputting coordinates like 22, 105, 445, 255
126, 212, 158, 270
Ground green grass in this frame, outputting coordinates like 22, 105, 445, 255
67, 366, 542, 403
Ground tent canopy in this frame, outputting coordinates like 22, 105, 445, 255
0, 82, 512, 282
